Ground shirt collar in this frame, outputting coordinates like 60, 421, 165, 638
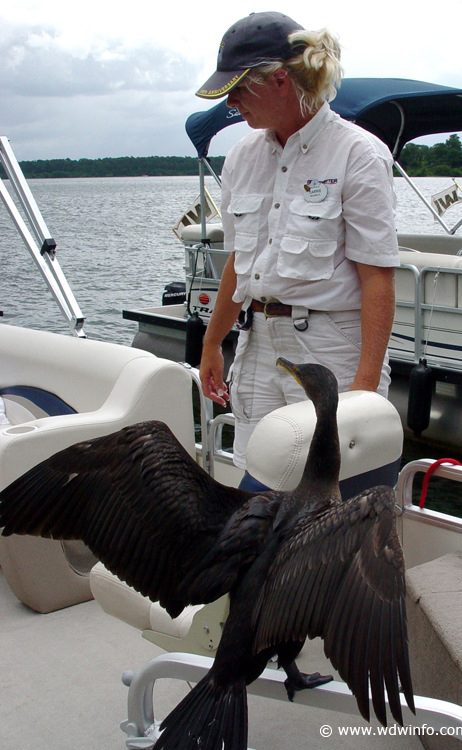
294, 101, 332, 152
264, 101, 333, 153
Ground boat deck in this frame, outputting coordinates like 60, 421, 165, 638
1, 570, 423, 750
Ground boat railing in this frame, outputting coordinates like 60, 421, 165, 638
184, 364, 236, 477
122, 651, 462, 748
0, 136, 86, 336
208, 413, 235, 477
395, 458, 462, 569
392, 261, 462, 372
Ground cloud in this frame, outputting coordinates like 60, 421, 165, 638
0, 19, 200, 98
0, 15, 206, 159
0, 1, 461, 160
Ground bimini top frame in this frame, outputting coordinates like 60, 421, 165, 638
186, 77, 462, 235
0, 136, 85, 337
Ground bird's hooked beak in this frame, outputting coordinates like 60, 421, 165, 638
276, 357, 303, 387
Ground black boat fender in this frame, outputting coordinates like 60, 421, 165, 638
407, 358, 433, 436
185, 312, 205, 367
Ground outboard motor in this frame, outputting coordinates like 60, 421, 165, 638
162, 281, 186, 306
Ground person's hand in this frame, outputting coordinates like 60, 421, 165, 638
199, 344, 229, 406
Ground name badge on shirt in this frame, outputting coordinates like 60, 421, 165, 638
303, 179, 328, 203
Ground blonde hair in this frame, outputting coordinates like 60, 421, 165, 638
246, 29, 342, 116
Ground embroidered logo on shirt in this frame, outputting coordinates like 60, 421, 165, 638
305, 178, 338, 187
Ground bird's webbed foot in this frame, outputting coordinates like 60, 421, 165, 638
283, 660, 333, 702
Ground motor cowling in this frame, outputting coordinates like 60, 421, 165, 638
162, 281, 186, 306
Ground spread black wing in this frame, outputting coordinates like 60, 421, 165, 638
0, 420, 258, 617
252, 486, 414, 726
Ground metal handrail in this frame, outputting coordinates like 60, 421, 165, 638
395, 458, 462, 533
122, 651, 462, 748
208, 413, 235, 478
179, 364, 235, 478
0, 136, 86, 336
393, 262, 462, 369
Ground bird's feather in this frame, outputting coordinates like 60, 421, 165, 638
252, 485, 414, 725
0, 420, 254, 617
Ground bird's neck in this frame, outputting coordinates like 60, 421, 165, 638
299, 395, 341, 493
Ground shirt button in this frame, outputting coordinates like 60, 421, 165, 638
281, 166, 288, 172
254, 273, 260, 280
302, 144, 308, 152
274, 202, 280, 209
261, 296, 267, 302
268, 238, 273, 244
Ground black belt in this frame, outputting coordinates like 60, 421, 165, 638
250, 299, 292, 317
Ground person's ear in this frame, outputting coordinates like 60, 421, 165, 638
270, 68, 290, 94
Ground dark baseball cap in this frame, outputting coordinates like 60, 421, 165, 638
196, 12, 304, 99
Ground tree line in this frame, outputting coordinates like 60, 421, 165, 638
398, 134, 462, 176
0, 134, 460, 179
0, 155, 226, 179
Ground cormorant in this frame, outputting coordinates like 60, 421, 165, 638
0, 360, 414, 749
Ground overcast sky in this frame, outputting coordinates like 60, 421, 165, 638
2, 0, 462, 160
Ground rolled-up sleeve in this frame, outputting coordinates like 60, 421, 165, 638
342, 147, 400, 267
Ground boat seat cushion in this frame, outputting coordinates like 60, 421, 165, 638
245, 390, 403, 495
0, 385, 76, 425
180, 223, 224, 244
90, 562, 202, 637
406, 553, 462, 710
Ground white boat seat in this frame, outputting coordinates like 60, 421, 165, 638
246, 390, 403, 496
180, 222, 224, 244
397, 232, 462, 255
406, 551, 462, 749
0, 324, 195, 613
90, 562, 229, 657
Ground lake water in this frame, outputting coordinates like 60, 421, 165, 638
1, 174, 461, 345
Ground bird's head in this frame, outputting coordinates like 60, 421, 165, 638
276, 358, 338, 403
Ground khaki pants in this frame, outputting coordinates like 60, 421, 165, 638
229, 308, 390, 469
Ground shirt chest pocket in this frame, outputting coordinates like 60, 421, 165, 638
287, 196, 342, 241
229, 194, 265, 274
278, 196, 341, 281
277, 236, 337, 281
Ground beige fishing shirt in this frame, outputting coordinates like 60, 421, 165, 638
221, 101, 400, 311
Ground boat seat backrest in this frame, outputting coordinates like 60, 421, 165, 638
245, 390, 403, 496
0, 325, 195, 613
0, 324, 177, 414
397, 232, 462, 255
0, 325, 196, 488
0, 385, 77, 424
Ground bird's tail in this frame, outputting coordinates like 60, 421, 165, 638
155, 673, 248, 750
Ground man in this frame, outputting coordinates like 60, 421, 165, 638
197, 12, 398, 480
